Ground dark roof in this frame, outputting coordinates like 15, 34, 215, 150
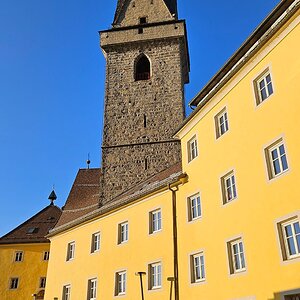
188, 0, 295, 108
0, 205, 62, 245
54, 168, 101, 228
113, 0, 177, 24
50, 163, 183, 234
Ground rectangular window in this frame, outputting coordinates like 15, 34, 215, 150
40, 277, 46, 288
14, 251, 23, 262
215, 108, 229, 138
66, 242, 75, 261
285, 294, 300, 300
87, 278, 97, 300
62, 284, 71, 300
149, 262, 162, 289
188, 194, 201, 221
265, 139, 289, 179
187, 136, 198, 162
254, 70, 274, 104
221, 172, 237, 204
43, 251, 50, 261
91, 232, 100, 253
10, 278, 19, 289
228, 238, 246, 274
191, 253, 205, 283
150, 209, 162, 234
279, 218, 300, 260
118, 222, 129, 244
115, 271, 126, 296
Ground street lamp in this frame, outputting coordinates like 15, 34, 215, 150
135, 271, 146, 300
167, 277, 175, 300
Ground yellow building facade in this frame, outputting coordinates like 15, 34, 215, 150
0, 201, 61, 300
44, 1, 300, 300
176, 1, 300, 299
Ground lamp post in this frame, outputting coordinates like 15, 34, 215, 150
135, 271, 146, 300
167, 277, 175, 300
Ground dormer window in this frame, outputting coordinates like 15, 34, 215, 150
135, 55, 151, 81
27, 227, 39, 234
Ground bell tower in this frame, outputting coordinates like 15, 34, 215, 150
99, 0, 190, 203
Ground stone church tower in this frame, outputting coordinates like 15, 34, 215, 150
99, 0, 190, 203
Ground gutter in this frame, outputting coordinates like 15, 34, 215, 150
174, 0, 299, 137
47, 172, 188, 238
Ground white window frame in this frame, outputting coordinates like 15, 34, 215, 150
150, 209, 162, 234
281, 218, 300, 260
40, 277, 46, 288
215, 108, 229, 138
266, 140, 289, 179
149, 262, 162, 290
255, 70, 274, 104
228, 238, 246, 274
66, 242, 75, 261
87, 278, 97, 300
43, 251, 50, 261
188, 193, 202, 221
91, 232, 100, 253
9, 277, 19, 290
187, 136, 198, 162
191, 252, 205, 283
221, 171, 237, 204
118, 222, 129, 244
115, 271, 126, 296
62, 284, 71, 300
14, 251, 23, 262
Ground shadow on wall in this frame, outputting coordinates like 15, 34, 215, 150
268, 288, 300, 300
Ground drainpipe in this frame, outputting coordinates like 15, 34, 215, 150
168, 183, 179, 300
135, 271, 146, 300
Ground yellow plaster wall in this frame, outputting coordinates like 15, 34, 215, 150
0, 243, 50, 300
45, 191, 176, 300
177, 12, 300, 300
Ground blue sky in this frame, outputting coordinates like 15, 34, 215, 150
0, 0, 279, 237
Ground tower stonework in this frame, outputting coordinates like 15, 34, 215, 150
99, 0, 190, 203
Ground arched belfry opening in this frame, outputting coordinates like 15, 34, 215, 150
135, 54, 151, 81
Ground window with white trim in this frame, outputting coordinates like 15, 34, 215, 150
191, 252, 205, 283
265, 139, 289, 179
66, 242, 75, 261
228, 238, 246, 274
215, 108, 229, 138
187, 136, 198, 162
115, 271, 126, 296
279, 218, 300, 260
149, 262, 162, 289
87, 278, 97, 300
188, 194, 201, 221
9, 278, 19, 289
118, 222, 129, 244
43, 251, 50, 261
40, 277, 46, 288
150, 209, 162, 234
221, 171, 237, 204
254, 70, 274, 104
62, 284, 71, 300
91, 232, 100, 253
14, 251, 23, 262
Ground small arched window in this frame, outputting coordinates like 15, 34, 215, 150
135, 55, 151, 81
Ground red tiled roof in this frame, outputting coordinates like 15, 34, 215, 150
54, 168, 101, 228
0, 205, 62, 245
49, 163, 184, 235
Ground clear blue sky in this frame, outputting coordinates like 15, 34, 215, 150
0, 0, 279, 237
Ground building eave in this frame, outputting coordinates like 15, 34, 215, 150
47, 172, 187, 238
174, 0, 299, 138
